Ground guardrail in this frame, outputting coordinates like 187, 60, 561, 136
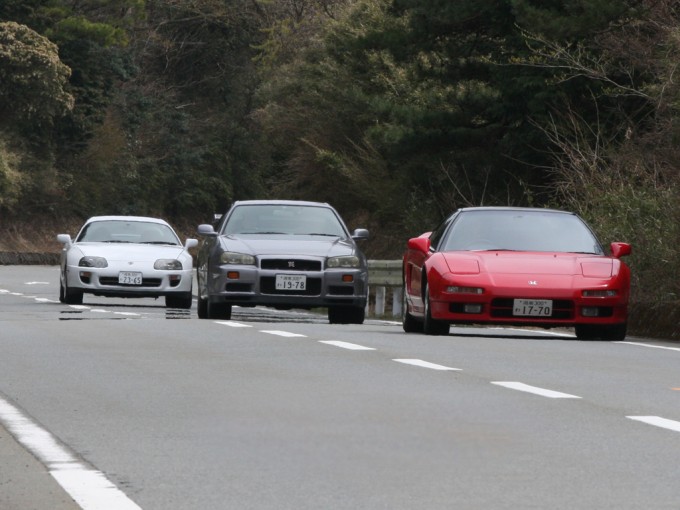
367, 260, 402, 318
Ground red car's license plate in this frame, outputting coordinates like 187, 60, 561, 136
513, 299, 552, 316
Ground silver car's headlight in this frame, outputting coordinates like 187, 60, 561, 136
79, 256, 108, 268
154, 259, 183, 270
220, 252, 256, 265
327, 255, 360, 268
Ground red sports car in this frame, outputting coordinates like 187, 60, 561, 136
402, 207, 632, 340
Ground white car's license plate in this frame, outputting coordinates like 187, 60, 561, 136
513, 299, 552, 317
119, 271, 143, 285
275, 274, 306, 290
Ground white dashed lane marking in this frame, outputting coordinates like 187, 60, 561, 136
260, 330, 307, 338
215, 321, 252, 328
319, 341, 376, 351
627, 416, 680, 433
492, 382, 581, 399
393, 359, 461, 371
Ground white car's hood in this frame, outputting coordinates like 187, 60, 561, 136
76, 242, 185, 261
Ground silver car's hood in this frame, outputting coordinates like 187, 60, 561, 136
222, 235, 358, 258
76, 242, 186, 261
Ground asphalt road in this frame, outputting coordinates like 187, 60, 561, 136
1, 265, 679, 510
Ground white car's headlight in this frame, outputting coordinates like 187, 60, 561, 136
79, 256, 108, 268
155, 259, 183, 270
327, 255, 360, 268
220, 252, 256, 265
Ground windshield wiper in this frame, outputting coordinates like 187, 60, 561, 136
140, 241, 179, 245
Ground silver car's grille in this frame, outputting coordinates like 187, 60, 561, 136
260, 259, 322, 271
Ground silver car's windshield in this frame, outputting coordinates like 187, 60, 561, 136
442, 210, 604, 254
77, 220, 181, 245
223, 205, 348, 237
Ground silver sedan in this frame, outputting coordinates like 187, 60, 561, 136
57, 216, 198, 308
196, 200, 369, 323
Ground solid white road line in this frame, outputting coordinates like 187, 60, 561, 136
492, 382, 581, 399
319, 341, 376, 351
616, 341, 680, 352
0, 396, 142, 510
393, 359, 461, 371
627, 416, 680, 432
260, 330, 307, 338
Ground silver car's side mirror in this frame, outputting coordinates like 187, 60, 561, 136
352, 228, 370, 241
197, 224, 217, 237
185, 238, 199, 249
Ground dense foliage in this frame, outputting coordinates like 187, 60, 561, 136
1, 0, 678, 302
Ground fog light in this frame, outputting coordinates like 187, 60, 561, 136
464, 304, 483, 314
583, 290, 617, 297
582, 307, 599, 317
169, 274, 181, 282
447, 286, 483, 294
227, 271, 240, 279
342, 274, 354, 283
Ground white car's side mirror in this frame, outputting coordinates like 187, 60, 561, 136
185, 238, 199, 249
56, 234, 72, 245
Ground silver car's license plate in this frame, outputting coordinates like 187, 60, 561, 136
119, 271, 142, 285
275, 274, 306, 290
513, 299, 552, 316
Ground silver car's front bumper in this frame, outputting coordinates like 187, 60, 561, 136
205, 264, 368, 308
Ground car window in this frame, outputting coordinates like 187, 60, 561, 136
442, 210, 604, 254
77, 221, 180, 245
428, 214, 456, 251
223, 205, 348, 237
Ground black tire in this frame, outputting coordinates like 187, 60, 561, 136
423, 280, 449, 336
197, 293, 209, 319
165, 293, 193, 309
328, 306, 365, 324
402, 284, 423, 333
208, 299, 232, 320
61, 280, 83, 305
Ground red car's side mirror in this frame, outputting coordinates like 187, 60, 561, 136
610, 242, 631, 258
407, 236, 431, 254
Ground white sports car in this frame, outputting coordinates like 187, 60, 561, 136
57, 216, 198, 308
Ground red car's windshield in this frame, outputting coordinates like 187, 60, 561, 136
442, 210, 604, 254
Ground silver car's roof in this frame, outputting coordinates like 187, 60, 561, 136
230, 200, 332, 208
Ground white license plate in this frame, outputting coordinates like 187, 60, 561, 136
119, 271, 143, 285
275, 274, 306, 290
513, 299, 552, 317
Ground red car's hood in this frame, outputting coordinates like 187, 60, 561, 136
444, 251, 614, 278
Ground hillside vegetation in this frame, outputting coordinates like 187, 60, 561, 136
1, 0, 679, 305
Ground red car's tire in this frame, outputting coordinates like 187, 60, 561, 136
423, 280, 450, 336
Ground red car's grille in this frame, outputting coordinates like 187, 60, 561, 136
490, 298, 574, 319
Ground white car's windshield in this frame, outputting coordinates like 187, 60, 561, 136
223, 205, 347, 237
442, 210, 604, 254
77, 220, 180, 245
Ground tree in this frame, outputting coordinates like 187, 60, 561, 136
0, 21, 74, 128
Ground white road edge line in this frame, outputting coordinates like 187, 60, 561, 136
616, 341, 680, 352
319, 341, 376, 351
492, 381, 581, 399
627, 416, 680, 432
260, 330, 307, 338
0, 396, 143, 510
393, 359, 461, 371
